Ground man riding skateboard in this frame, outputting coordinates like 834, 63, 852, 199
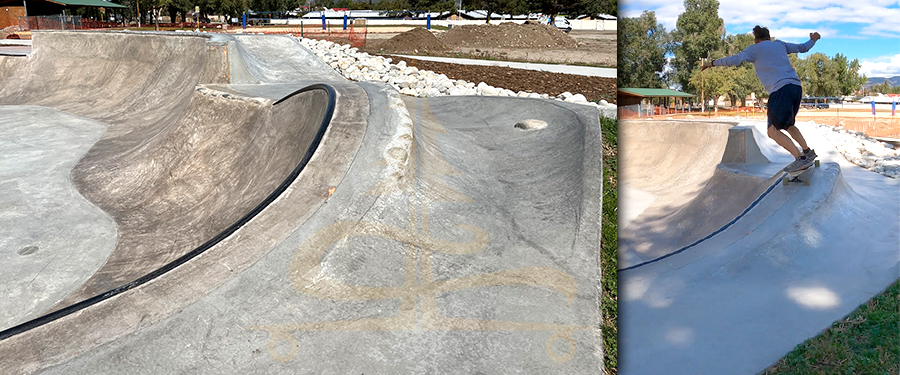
702, 26, 821, 173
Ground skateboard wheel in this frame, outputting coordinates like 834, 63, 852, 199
804, 179, 810, 186
783, 177, 789, 186
814, 160, 820, 167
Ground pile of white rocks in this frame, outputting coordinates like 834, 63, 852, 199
815, 123, 900, 178
295, 37, 616, 118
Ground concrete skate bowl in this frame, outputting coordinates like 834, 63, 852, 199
0, 30, 604, 374
0, 31, 345, 359
618, 120, 787, 270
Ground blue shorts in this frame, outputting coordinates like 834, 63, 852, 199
767, 84, 802, 130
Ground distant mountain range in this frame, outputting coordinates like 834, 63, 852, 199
864, 76, 900, 89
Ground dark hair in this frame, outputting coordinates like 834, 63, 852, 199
753, 26, 770, 41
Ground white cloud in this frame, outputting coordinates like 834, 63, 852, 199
623, 0, 900, 37
769, 27, 828, 39
620, 1, 683, 31
860, 53, 900, 78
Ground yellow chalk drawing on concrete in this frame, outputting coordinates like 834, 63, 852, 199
248, 98, 588, 363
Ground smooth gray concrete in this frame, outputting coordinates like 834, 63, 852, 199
230, 34, 345, 83
619, 119, 899, 374
0, 30, 603, 374
0, 106, 116, 329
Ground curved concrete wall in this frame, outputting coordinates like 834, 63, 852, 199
619, 120, 777, 267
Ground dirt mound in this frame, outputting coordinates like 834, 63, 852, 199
440, 22, 579, 49
374, 27, 447, 52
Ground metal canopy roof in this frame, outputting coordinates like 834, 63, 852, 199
618, 88, 695, 98
43, 0, 128, 8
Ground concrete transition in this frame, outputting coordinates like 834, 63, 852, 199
0, 31, 602, 374
619, 119, 899, 374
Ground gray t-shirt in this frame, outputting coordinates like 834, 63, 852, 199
714, 38, 817, 94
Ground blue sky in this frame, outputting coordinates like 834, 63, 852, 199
620, 0, 900, 78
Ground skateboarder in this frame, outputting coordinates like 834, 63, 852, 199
702, 26, 821, 172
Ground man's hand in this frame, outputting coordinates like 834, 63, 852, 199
700, 61, 714, 71
810, 31, 821, 41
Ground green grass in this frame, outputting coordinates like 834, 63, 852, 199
600, 116, 617, 375
763, 280, 900, 375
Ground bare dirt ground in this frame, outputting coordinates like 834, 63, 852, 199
364, 26, 615, 67
360, 25, 617, 103
393, 56, 616, 103
797, 111, 900, 138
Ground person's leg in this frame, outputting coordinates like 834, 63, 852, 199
783, 84, 812, 153
767, 86, 802, 158
785, 126, 809, 151
768, 125, 800, 158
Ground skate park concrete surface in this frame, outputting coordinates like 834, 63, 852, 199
619, 119, 899, 374
0, 31, 603, 374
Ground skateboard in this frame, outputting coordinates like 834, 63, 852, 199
782, 160, 821, 186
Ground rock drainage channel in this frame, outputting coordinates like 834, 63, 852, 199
295, 37, 618, 118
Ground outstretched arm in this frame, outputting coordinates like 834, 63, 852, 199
785, 31, 820, 54
702, 49, 752, 71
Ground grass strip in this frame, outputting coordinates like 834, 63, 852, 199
763, 279, 899, 375
600, 116, 618, 374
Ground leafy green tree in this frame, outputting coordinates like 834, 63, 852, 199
832, 53, 867, 96
373, 0, 411, 11
795, 52, 840, 97
870, 81, 899, 94
617, 11, 668, 88
690, 60, 731, 114
145, 0, 173, 29
581, 0, 614, 17
463, 0, 523, 23
720, 32, 764, 106
525, 0, 580, 24
672, 0, 724, 91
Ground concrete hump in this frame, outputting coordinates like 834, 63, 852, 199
721, 125, 770, 164
228, 34, 345, 84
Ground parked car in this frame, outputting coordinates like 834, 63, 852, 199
800, 101, 829, 109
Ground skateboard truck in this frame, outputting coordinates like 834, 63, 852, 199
783, 160, 821, 186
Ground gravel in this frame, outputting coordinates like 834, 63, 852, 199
815, 123, 900, 178
295, 37, 617, 118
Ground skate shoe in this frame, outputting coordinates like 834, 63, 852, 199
783, 155, 815, 173
802, 148, 817, 161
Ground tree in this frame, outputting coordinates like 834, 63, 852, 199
720, 32, 764, 107
145, 0, 173, 30
463, 0, 523, 23
672, 0, 724, 91
833, 53, 867, 96
581, 0, 614, 17
525, 0, 580, 24
690, 62, 731, 114
793, 52, 839, 97
617, 11, 668, 88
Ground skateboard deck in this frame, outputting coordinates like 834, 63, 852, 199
783, 160, 820, 186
